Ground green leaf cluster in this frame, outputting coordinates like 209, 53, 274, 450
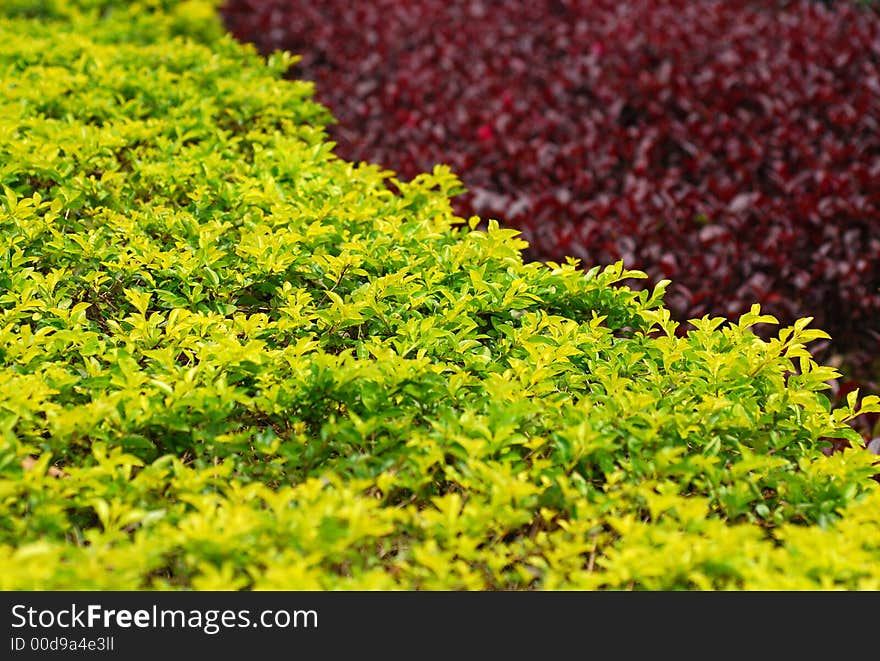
2, 0, 879, 590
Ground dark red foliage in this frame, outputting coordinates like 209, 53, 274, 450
219, 0, 880, 388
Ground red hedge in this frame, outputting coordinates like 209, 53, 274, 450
219, 0, 880, 387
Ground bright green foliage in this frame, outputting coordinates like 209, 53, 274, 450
1, 1, 880, 590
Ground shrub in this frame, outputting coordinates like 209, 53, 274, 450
3, 0, 227, 43
218, 0, 880, 392
2, 0, 880, 590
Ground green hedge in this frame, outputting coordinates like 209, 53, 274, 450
1, 0, 879, 589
